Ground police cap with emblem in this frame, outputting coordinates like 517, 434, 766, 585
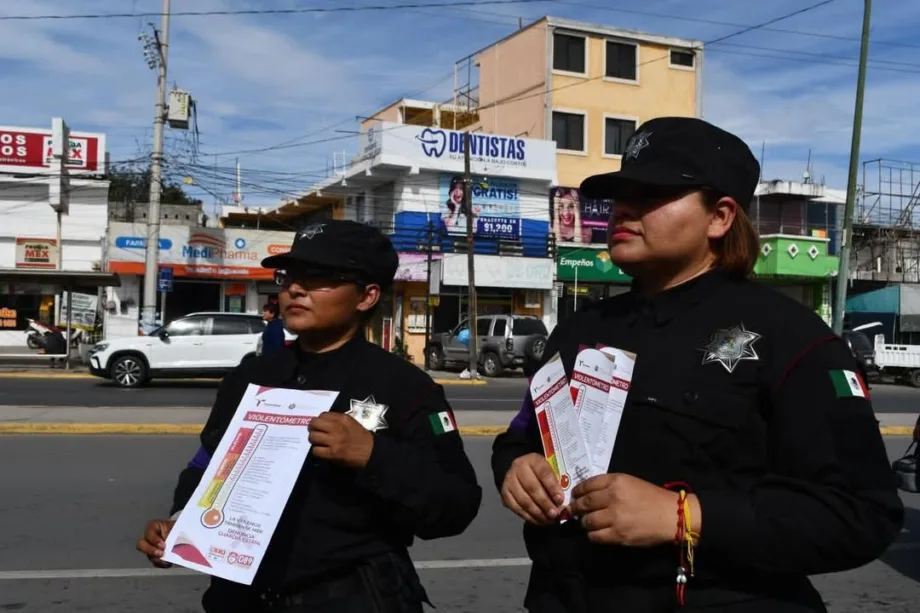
580, 117, 761, 209
261, 220, 400, 289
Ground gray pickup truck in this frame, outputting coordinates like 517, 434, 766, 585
426, 314, 548, 377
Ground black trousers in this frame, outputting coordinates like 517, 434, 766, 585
202, 553, 426, 613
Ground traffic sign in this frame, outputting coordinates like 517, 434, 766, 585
157, 266, 174, 293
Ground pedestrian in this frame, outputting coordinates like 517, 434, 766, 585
137, 220, 482, 613
261, 301, 286, 356
491, 117, 905, 613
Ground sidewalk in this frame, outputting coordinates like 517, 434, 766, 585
0, 405, 914, 437
0, 405, 515, 436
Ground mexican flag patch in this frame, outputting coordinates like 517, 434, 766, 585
429, 411, 457, 435
829, 370, 869, 398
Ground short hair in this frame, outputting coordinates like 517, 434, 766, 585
703, 190, 759, 279
263, 302, 280, 317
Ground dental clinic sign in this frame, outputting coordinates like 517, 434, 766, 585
358, 122, 556, 182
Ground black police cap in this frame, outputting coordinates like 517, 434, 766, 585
580, 117, 761, 209
261, 220, 399, 289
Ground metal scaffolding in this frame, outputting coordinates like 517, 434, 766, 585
852, 159, 920, 283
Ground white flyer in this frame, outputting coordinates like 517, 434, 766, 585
162, 384, 339, 585
530, 353, 595, 505
570, 348, 616, 465
593, 346, 637, 475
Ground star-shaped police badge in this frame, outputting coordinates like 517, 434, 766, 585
346, 395, 389, 432
698, 324, 761, 374
624, 131, 651, 161
299, 223, 325, 240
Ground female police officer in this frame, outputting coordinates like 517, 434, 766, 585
138, 220, 482, 612
492, 117, 904, 612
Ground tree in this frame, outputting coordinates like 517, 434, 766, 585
108, 165, 202, 206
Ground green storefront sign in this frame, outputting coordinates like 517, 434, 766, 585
556, 247, 632, 283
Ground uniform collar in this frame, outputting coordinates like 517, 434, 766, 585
629, 268, 729, 325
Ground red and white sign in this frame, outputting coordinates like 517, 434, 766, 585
0, 125, 106, 176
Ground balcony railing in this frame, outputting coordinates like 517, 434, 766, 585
365, 220, 556, 259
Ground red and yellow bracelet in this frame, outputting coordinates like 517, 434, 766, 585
663, 481, 699, 607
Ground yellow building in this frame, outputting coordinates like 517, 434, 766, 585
240, 17, 703, 368
367, 16, 702, 188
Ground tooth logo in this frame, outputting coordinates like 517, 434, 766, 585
417, 128, 447, 158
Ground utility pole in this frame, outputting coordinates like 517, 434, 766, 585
140, 0, 171, 332
423, 220, 435, 371
464, 133, 479, 378
832, 0, 872, 335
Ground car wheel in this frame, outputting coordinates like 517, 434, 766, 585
482, 351, 504, 377
909, 369, 920, 389
427, 346, 445, 371
526, 336, 546, 362
111, 355, 147, 388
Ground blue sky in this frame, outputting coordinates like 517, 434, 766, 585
2, 0, 919, 213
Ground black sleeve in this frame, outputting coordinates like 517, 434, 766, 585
169, 367, 248, 515
490, 324, 565, 492
354, 384, 482, 540
696, 337, 905, 574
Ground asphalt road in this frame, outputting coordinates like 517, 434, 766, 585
0, 376, 529, 411
2, 376, 920, 414
0, 435, 918, 612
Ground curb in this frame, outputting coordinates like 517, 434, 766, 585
0, 423, 509, 436
0, 424, 910, 437
0, 372, 489, 386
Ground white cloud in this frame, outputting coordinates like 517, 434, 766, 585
1, 0, 918, 209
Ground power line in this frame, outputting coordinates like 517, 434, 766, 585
556, 1, 920, 51
0, 0, 552, 21
475, 0, 841, 115
201, 1, 850, 161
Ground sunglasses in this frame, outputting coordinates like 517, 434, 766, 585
273, 269, 368, 291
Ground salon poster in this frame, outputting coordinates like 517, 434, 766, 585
550, 186, 612, 244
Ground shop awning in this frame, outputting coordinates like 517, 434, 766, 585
0, 269, 121, 288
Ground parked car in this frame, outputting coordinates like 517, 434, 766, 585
841, 328, 877, 384
88, 312, 265, 388
426, 315, 548, 377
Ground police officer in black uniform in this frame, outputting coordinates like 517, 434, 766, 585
492, 117, 904, 612
138, 220, 482, 612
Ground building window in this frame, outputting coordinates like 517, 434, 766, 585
552, 111, 585, 153
604, 117, 637, 157
553, 33, 586, 74
670, 49, 695, 68
605, 41, 637, 81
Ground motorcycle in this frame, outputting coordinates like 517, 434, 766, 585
26, 319, 55, 350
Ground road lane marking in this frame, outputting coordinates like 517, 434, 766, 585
0, 557, 534, 580
0, 372, 488, 385
5, 547, 920, 580
0, 423, 509, 436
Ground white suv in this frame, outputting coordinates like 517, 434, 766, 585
89, 312, 264, 388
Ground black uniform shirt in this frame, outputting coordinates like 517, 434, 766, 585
492, 270, 904, 610
172, 336, 482, 591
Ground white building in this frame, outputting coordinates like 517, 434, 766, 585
102, 223, 296, 339
269, 121, 559, 364
0, 124, 109, 348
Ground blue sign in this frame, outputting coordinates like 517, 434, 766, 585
115, 236, 173, 250
234, 237, 247, 249
438, 174, 520, 239
157, 267, 174, 293
416, 128, 526, 164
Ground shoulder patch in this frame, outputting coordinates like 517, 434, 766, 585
829, 370, 870, 399
429, 411, 458, 435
